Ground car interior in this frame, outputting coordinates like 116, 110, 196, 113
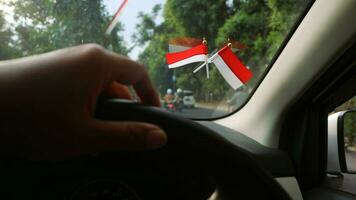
0, 0, 356, 199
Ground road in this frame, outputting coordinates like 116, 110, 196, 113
166, 106, 227, 118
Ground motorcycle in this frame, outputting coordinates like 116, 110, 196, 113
166, 102, 176, 112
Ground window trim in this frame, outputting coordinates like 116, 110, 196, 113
279, 42, 356, 191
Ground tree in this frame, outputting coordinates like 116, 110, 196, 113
165, 0, 231, 99
135, 0, 231, 98
135, 0, 309, 100
344, 112, 356, 148
0, 10, 18, 60
10, 0, 128, 56
2, 0, 312, 106
134, 4, 175, 96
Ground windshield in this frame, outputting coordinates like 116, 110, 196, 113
0, 0, 312, 119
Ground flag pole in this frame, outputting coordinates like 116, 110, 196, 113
193, 37, 210, 76
202, 37, 209, 79
227, 37, 232, 49
193, 62, 206, 73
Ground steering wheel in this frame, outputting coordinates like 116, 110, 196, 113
0, 100, 291, 200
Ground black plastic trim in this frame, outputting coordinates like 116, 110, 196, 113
279, 40, 356, 191
198, 121, 295, 177
337, 111, 348, 172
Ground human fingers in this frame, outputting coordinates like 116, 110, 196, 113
105, 82, 133, 100
102, 51, 160, 106
21, 44, 159, 106
79, 120, 167, 153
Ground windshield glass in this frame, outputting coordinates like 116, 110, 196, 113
0, 0, 312, 119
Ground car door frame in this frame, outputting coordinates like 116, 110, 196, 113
279, 40, 356, 199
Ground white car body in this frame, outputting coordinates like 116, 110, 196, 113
182, 90, 196, 108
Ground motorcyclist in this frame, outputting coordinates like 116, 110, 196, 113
174, 88, 184, 112
163, 88, 174, 109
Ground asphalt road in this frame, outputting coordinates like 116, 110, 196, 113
165, 106, 227, 119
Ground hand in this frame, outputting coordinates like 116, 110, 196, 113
0, 44, 167, 161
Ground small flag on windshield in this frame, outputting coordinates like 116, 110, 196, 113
210, 45, 253, 89
165, 44, 208, 69
166, 38, 252, 90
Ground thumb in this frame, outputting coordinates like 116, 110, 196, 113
82, 120, 167, 153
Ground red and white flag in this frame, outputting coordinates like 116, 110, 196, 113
166, 44, 208, 69
210, 45, 253, 89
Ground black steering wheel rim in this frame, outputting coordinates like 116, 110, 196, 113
93, 99, 291, 200
0, 99, 291, 200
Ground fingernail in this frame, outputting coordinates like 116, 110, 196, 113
146, 129, 167, 149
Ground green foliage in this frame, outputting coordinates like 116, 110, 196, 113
167, 0, 228, 46
1, 0, 311, 104
136, 0, 231, 97
7, 0, 127, 57
133, 4, 162, 46
135, 0, 310, 100
344, 111, 356, 146
0, 10, 18, 60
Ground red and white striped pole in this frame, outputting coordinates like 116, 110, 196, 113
105, 0, 129, 35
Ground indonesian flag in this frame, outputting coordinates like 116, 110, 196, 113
166, 44, 208, 69
210, 45, 253, 89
